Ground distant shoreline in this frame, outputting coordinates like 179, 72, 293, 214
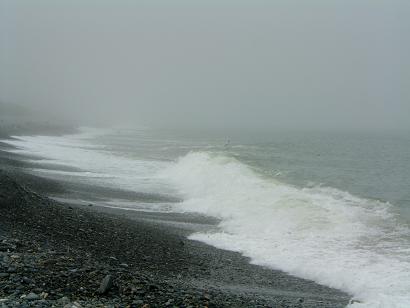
0, 127, 351, 307
0, 121, 76, 139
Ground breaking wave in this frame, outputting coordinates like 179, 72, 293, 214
160, 152, 410, 307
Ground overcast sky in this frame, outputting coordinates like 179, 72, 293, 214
1, 0, 409, 131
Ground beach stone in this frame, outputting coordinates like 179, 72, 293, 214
0, 243, 15, 251
202, 293, 211, 300
7, 267, 16, 273
64, 302, 83, 308
25, 292, 39, 301
149, 284, 159, 291
97, 274, 113, 294
58, 296, 71, 305
36, 299, 48, 305
40, 292, 48, 299
165, 299, 174, 306
22, 276, 31, 284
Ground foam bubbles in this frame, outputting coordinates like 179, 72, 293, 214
161, 151, 410, 307
1, 128, 172, 194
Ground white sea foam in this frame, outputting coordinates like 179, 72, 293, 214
160, 152, 410, 307
1, 128, 173, 195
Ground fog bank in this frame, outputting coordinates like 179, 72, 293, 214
1, 0, 409, 132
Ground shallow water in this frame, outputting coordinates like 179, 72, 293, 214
2, 127, 410, 307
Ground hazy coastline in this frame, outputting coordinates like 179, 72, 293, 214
1, 1, 408, 306
0, 124, 352, 307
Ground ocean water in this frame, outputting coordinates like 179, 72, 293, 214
2, 127, 410, 307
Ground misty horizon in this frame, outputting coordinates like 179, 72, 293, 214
1, 0, 409, 133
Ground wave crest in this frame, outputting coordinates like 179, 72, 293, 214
161, 151, 410, 307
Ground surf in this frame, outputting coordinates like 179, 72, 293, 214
160, 151, 410, 307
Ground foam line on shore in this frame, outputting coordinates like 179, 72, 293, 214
161, 151, 410, 307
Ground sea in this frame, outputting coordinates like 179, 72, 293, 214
2, 127, 410, 307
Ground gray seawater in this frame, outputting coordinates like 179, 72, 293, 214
95, 128, 410, 223
3, 127, 410, 307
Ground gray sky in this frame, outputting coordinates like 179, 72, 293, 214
1, 0, 409, 131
